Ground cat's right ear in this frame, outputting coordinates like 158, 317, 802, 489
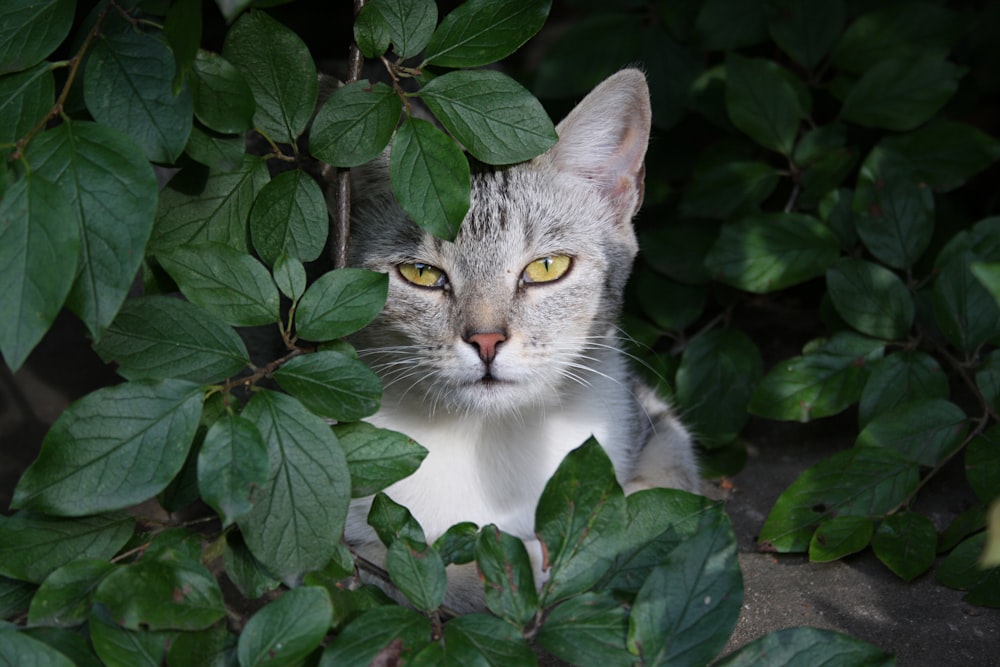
547, 68, 652, 221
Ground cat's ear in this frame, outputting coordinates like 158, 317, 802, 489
548, 68, 651, 218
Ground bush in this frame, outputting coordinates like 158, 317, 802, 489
0, 0, 995, 665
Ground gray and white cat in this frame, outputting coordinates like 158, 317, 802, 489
338, 69, 699, 609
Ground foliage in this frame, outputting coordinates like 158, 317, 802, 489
534, 0, 1000, 606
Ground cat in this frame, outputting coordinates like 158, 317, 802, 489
333, 69, 699, 610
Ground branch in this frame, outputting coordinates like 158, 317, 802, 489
333, 0, 367, 269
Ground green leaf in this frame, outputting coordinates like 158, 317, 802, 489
368, 492, 427, 548
852, 147, 935, 269
198, 413, 269, 527
28, 559, 113, 627
248, 169, 328, 265
937, 533, 1000, 607
238, 586, 332, 667
84, 28, 192, 163
693, 0, 767, 50
296, 268, 388, 341
725, 53, 804, 155
424, 0, 549, 68
640, 222, 717, 285
675, 329, 763, 447
635, 265, 706, 331
626, 506, 742, 666
882, 121, 1000, 193
418, 69, 557, 165
163, 0, 201, 93
536, 438, 626, 605
750, 332, 884, 422
535, 592, 629, 667
223, 534, 279, 600
413, 614, 537, 667
716, 627, 894, 667
166, 625, 232, 667
808, 515, 873, 562
189, 50, 255, 134
386, 538, 447, 612
0, 629, 75, 667
433, 523, 479, 566
94, 296, 249, 383
0, 171, 78, 370
390, 115, 470, 241
320, 606, 431, 666
934, 254, 1000, 351
272, 350, 381, 421
88, 604, 170, 667
0, 0, 74, 75
765, 0, 845, 70
0, 62, 54, 144
334, 422, 427, 498
94, 558, 225, 632
272, 255, 306, 302
856, 399, 966, 467
858, 351, 949, 427
157, 242, 280, 326
25, 121, 159, 338
872, 513, 937, 581
966, 427, 1000, 504
354, 0, 437, 59
840, 56, 964, 132
705, 213, 841, 294
758, 447, 921, 553
309, 80, 401, 168
0, 576, 35, 620
818, 187, 857, 247
184, 123, 245, 170
826, 258, 914, 340
475, 525, 538, 627
12, 380, 203, 515
238, 390, 351, 580
223, 10, 317, 144
0, 513, 132, 584
830, 2, 964, 74
152, 155, 270, 253
940, 506, 987, 554
679, 161, 780, 220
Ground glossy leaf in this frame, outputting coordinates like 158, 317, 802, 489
433, 523, 479, 566
640, 222, 717, 285
826, 258, 914, 340
475, 525, 538, 626
28, 559, 113, 627
189, 50, 255, 134
25, 121, 159, 338
309, 80, 400, 168
319, 606, 431, 666
424, 0, 549, 68
223, 10, 317, 144
272, 349, 381, 421
84, 28, 192, 163
368, 492, 427, 548
765, 0, 845, 70
716, 627, 894, 667
157, 242, 280, 326
419, 69, 557, 164
198, 413, 269, 526
872, 513, 937, 581
95, 296, 249, 383
841, 56, 963, 132
705, 213, 840, 293
238, 586, 332, 667
808, 515, 873, 563
853, 147, 934, 269
163, 0, 201, 92
858, 351, 949, 427
273, 254, 306, 302
966, 427, 1000, 504
391, 115, 470, 241
934, 254, 1000, 351
0, 576, 35, 620
856, 399, 966, 467
0, 629, 75, 667
937, 533, 1000, 606
386, 538, 447, 612
635, 265, 706, 331
679, 161, 780, 220
413, 614, 536, 667
536, 438, 626, 605
675, 329, 763, 447
238, 390, 351, 579
758, 447, 921, 552
248, 170, 327, 266
882, 121, 1000, 192
354, 0, 437, 59
165, 625, 232, 667
296, 268, 388, 341
152, 156, 270, 253
0, 0, 72, 73
535, 592, 629, 667
12, 380, 203, 515
223, 534, 279, 600
88, 605, 170, 667
0, 62, 54, 144
0, 171, 78, 371
0, 513, 132, 584
184, 123, 245, 170
334, 421, 427, 498
725, 53, 804, 155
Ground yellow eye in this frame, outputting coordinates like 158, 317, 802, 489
399, 262, 447, 288
522, 255, 572, 284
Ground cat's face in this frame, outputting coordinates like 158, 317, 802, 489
346, 70, 651, 416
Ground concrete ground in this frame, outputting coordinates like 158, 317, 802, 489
2, 314, 998, 665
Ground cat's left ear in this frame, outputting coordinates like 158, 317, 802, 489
548, 68, 652, 220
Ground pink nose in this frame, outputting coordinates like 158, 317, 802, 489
465, 331, 507, 363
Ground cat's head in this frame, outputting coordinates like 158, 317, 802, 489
348, 69, 651, 416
